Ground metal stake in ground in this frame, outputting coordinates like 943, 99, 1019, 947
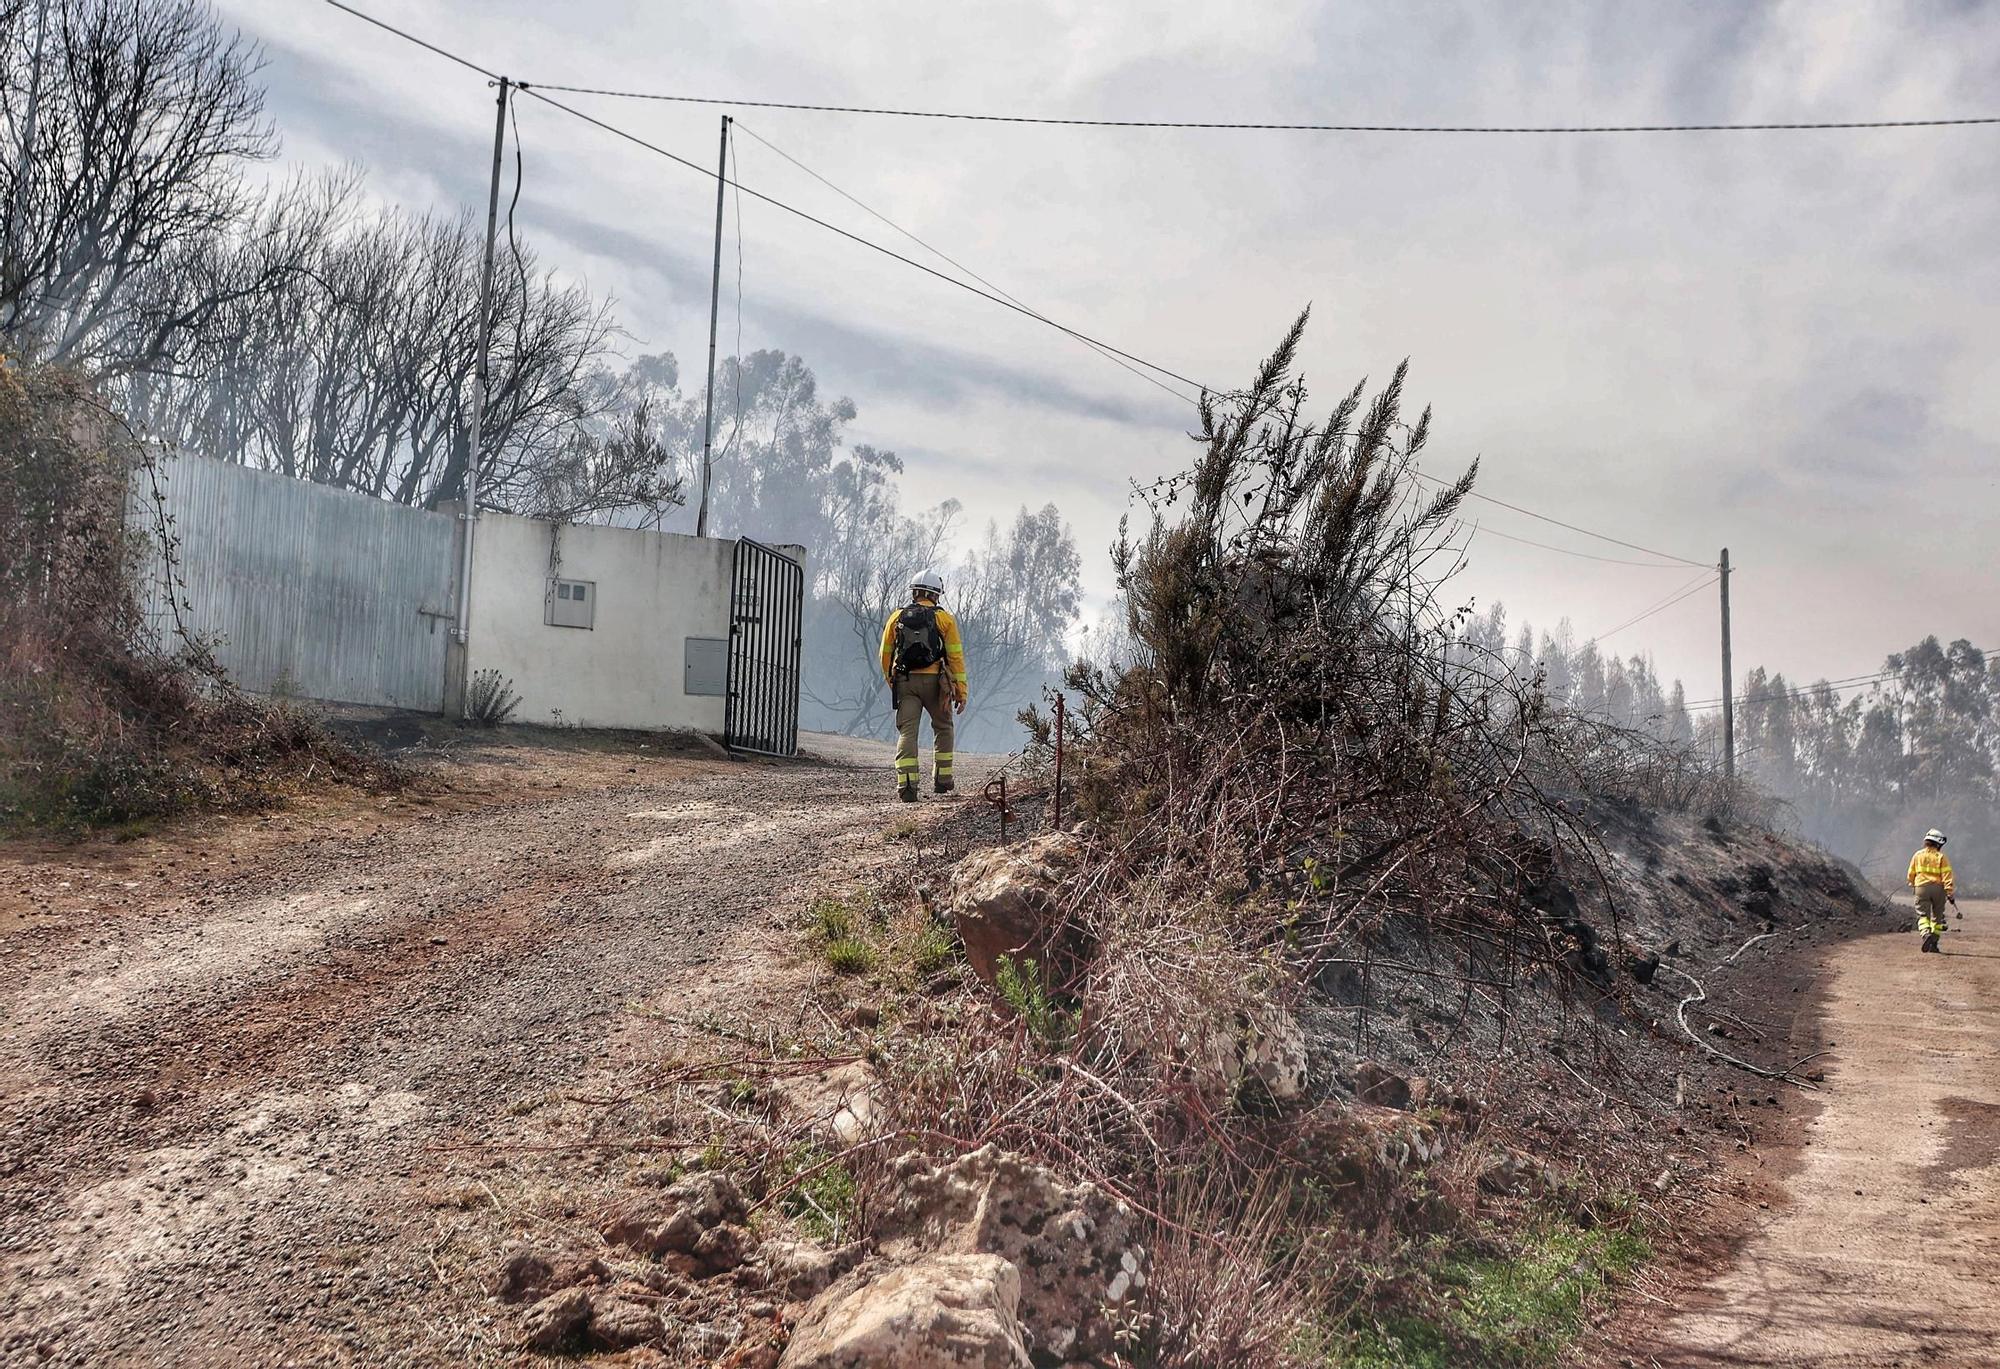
695, 115, 731, 538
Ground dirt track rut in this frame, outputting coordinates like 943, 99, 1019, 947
1660, 902, 2000, 1367
0, 738, 920, 1367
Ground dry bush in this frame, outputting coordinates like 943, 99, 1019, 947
0, 362, 398, 826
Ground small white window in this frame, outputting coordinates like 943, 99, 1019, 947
546, 577, 595, 630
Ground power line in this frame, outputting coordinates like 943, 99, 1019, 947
1679, 668, 1901, 710
516, 86, 1217, 394
523, 83, 2000, 135
323, 1, 1213, 392
1413, 471, 1711, 568
1466, 520, 1689, 568
732, 119, 1203, 409
322, 0, 497, 80
1682, 674, 1895, 714
1593, 571, 1716, 641
323, 0, 1726, 584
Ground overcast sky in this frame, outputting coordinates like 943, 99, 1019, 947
220, 0, 1999, 696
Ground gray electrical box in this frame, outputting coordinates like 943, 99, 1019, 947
684, 636, 727, 695
546, 578, 595, 630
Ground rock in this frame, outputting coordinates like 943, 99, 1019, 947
1477, 1147, 1547, 1196
602, 1171, 747, 1258
600, 1199, 701, 1255
945, 833, 1087, 988
695, 1221, 756, 1272
755, 1239, 869, 1302
1239, 1002, 1309, 1103
780, 1253, 1032, 1369
772, 1062, 878, 1147
494, 1246, 555, 1303
519, 1287, 592, 1352
877, 1145, 1142, 1362
720, 1311, 789, 1369
850, 1003, 882, 1030
1352, 1061, 1411, 1109
1627, 953, 1660, 985
588, 1293, 663, 1350
671, 1171, 750, 1226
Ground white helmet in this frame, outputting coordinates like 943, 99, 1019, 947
911, 569, 944, 599
1926, 828, 1947, 846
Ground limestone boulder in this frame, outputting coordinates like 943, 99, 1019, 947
878, 1145, 1144, 1363
945, 834, 1086, 988
779, 1253, 1032, 1369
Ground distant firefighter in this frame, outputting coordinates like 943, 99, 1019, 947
881, 570, 968, 803
1908, 828, 1958, 954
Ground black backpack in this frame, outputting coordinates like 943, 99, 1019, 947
893, 603, 946, 673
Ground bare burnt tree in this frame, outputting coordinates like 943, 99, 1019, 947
130, 201, 641, 518
0, 0, 300, 375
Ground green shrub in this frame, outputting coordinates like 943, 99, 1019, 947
995, 954, 1073, 1049
1325, 1220, 1649, 1367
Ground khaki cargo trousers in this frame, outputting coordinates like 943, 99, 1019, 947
1915, 881, 1949, 938
894, 671, 955, 792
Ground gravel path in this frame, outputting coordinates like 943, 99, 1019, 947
1657, 901, 2000, 1367
0, 733, 935, 1367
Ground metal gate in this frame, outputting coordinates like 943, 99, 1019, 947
724, 538, 805, 756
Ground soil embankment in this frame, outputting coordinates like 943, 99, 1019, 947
1651, 901, 2000, 1367
0, 730, 933, 1367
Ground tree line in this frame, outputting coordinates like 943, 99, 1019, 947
0, 0, 1081, 750
1456, 601, 1993, 885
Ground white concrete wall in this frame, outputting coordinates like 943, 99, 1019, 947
465, 512, 801, 733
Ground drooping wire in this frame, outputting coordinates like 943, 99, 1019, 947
1467, 520, 1689, 568
321, 0, 1729, 583
521, 81, 2000, 135
733, 119, 1203, 410
1413, 470, 1711, 568
1593, 571, 1717, 641
516, 86, 1217, 395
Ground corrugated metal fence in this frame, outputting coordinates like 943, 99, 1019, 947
132, 453, 458, 711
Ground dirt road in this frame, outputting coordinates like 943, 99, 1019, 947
1659, 900, 2000, 1367
0, 732, 948, 1367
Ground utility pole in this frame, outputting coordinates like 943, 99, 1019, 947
1719, 547, 1734, 781
695, 115, 730, 538
451, 77, 511, 690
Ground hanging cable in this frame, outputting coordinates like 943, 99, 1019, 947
322, 0, 1733, 585
733, 119, 1203, 409
1466, 520, 1689, 568
1414, 471, 1711, 568
521, 81, 2000, 135
1593, 571, 1717, 641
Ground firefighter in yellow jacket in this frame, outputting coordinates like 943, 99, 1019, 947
880, 571, 968, 802
1908, 827, 1958, 954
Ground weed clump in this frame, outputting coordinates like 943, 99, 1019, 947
0, 364, 400, 829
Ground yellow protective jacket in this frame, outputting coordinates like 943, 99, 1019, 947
1908, 846, 1954, 895
881, 599, 968, 701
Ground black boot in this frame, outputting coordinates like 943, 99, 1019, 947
899, 780, 918, 803
1922, 932, 1940, 953
934, 776, 955, 795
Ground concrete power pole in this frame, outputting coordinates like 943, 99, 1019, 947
1719, 547, 1734, 781
447, 76, 511, 714
695, 115, 731, 539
